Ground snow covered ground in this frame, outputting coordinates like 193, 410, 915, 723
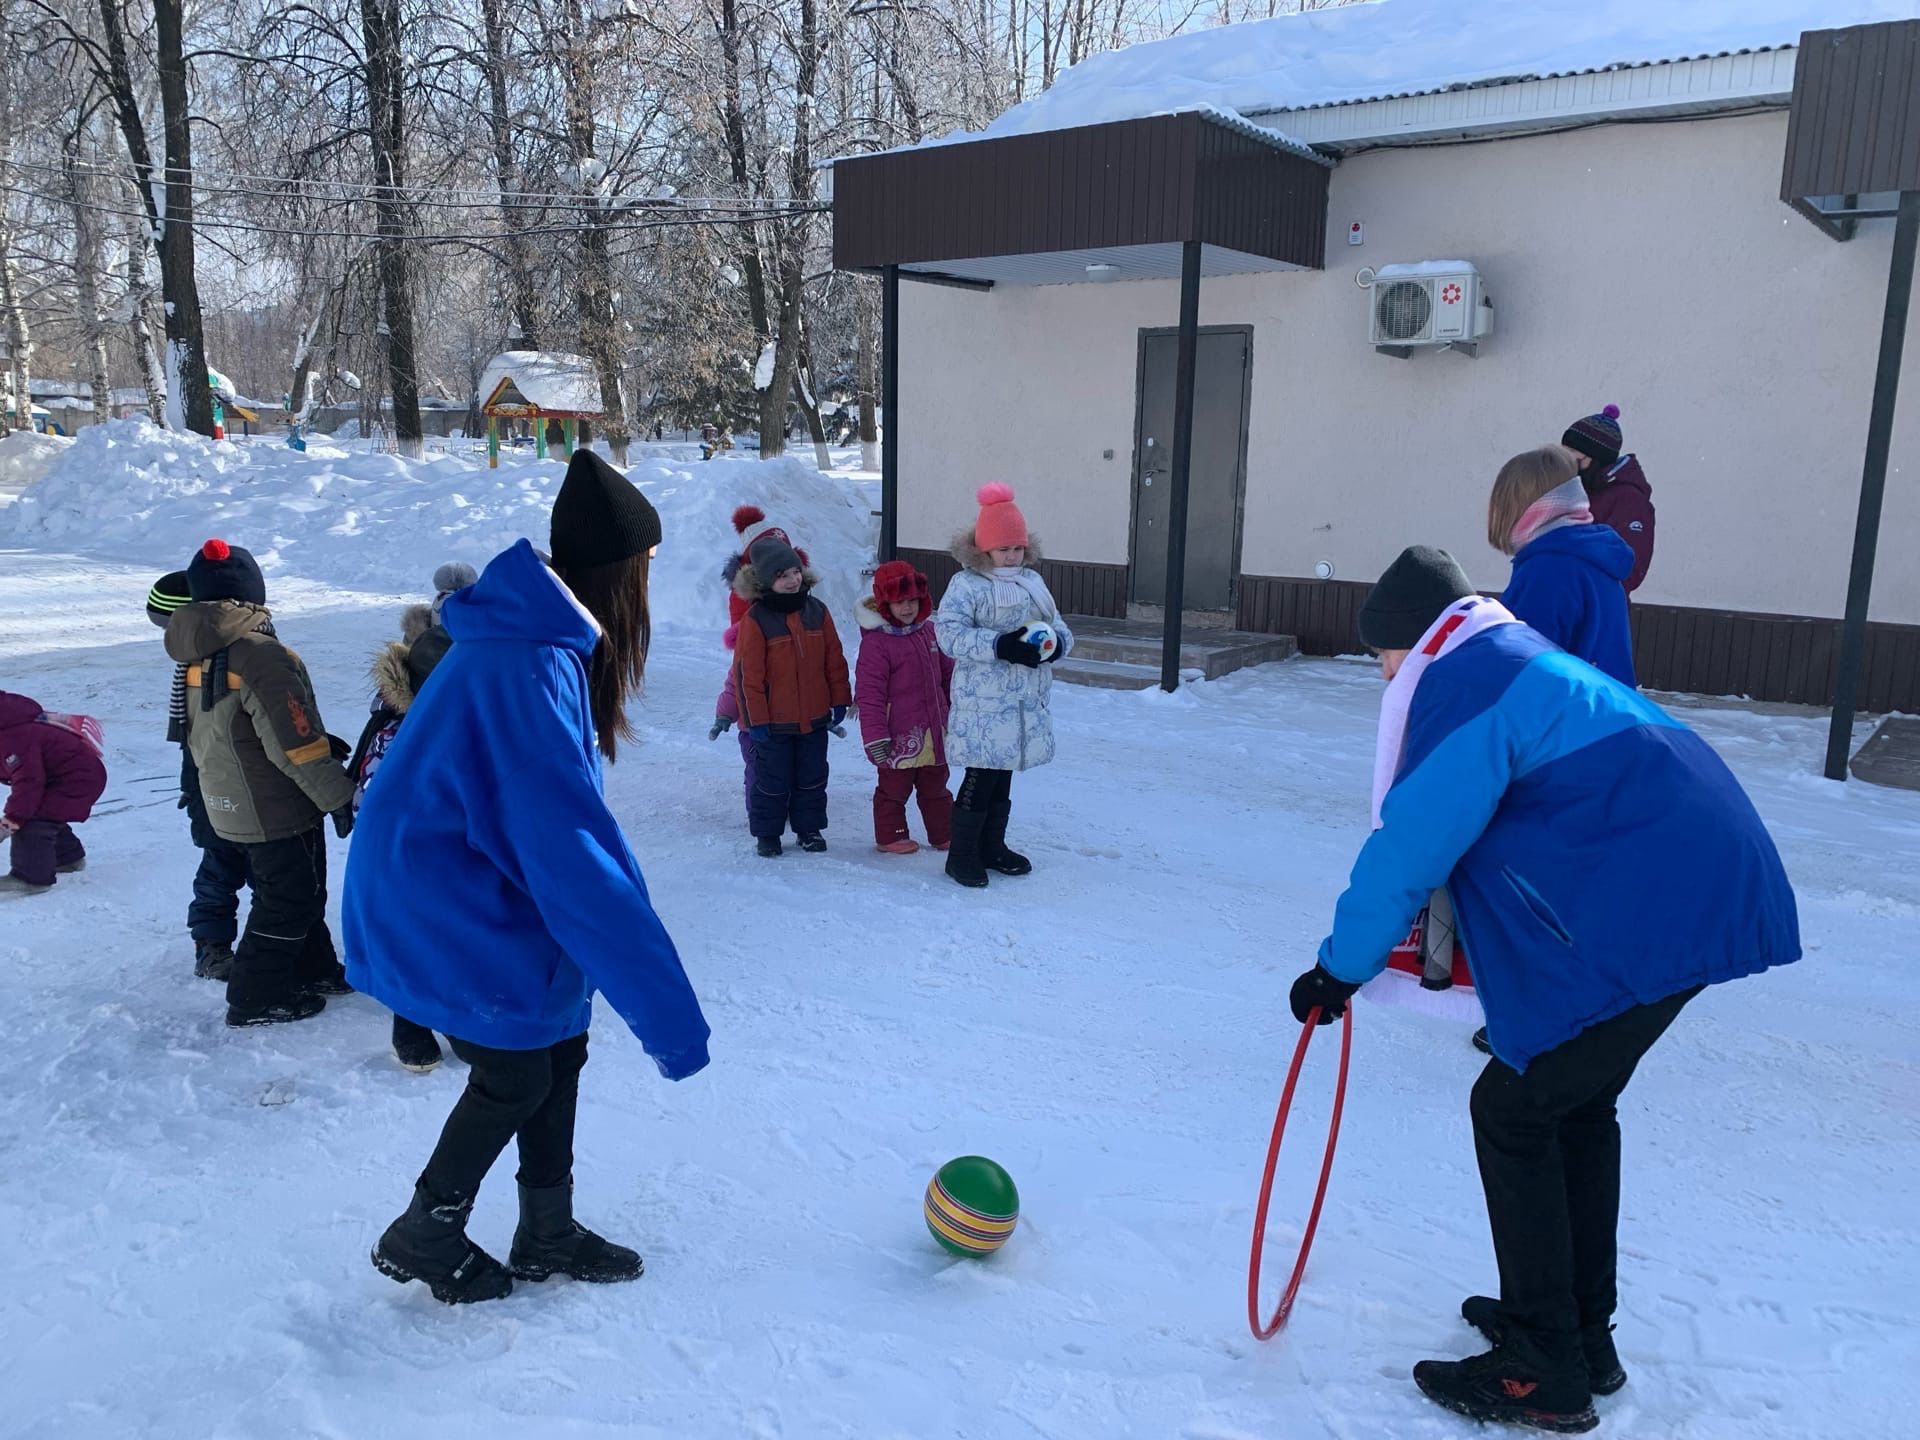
1, 435, 1916, 1439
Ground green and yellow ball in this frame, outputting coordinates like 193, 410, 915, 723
924, 1156, 1020, 1258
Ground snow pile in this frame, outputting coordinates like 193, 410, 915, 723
477, 350, 603, 414
0, 427, 70, 505
0, 419, 875, 636
936, 0, 1920, 144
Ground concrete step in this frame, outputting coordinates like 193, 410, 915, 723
1067, 629, 1299, 681
1051, 656, 1168, 691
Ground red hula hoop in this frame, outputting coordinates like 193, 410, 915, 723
1247, 1004, 1353, 1340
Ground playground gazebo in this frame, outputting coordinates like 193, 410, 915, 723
478, 351, 605, 467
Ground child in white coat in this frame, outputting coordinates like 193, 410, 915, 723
934, 484, 1073, 888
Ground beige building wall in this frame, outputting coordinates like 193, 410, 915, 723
898, 111, 1920, 624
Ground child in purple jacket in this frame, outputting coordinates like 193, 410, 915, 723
1, 691, 108, 894
857, 561, 955, 854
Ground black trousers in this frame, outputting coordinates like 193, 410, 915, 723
748, 728, 830, 838
183, 750, 252, 945
955, 766, 1013, 812
1471, 986, 1699, 1346
229, 827, 336, 1011
419, 1032, 589, 1202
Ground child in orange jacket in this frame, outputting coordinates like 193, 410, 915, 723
731, 529, 851, 856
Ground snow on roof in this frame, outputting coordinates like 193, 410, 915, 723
479, 351, 604, 416
948, 0, 1920, 143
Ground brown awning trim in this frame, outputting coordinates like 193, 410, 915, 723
832, 111, 1332, 274
1782, 20, 1920, 239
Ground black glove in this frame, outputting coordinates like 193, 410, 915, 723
328, 733, 352, 762
994, 631, 1044, 668
331, 805, 355, 840
1289, 965, 1360, 1026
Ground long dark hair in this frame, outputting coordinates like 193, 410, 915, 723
554, 551, 652, 761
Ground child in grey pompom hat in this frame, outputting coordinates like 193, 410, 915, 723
431, 562, 479, 620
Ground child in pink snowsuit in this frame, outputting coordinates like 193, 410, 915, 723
0, 691, 108, 893
856, 561, 955, 854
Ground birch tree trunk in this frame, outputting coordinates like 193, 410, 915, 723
151, 0, 215, 434
64, 136, 114, 427
481, 0, 542, 347
124, 219, 168, 424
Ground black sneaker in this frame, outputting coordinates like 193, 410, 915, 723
1464, 1296, 1627, 1396
796, 831, 828, 853
302, 962, 355, 997
1473, 1026, 1494, 1056
756, 835, 783, 858
226, 993, 327, 1027
508, 1180, 644, 1284
194, 941, 235, 982
372, 1184, 513, 1305
1413, 1339, 1598, 1434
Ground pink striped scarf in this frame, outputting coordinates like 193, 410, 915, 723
1509, 475, 1592, 552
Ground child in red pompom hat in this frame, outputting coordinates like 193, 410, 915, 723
708, 504, 811, 822
934, 484, 1073, 888
856, 561, 954, 854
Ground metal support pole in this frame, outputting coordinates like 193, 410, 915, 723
1161, 239, 1203, 693
880, 264, 900, 564
1825, 190, 1920, 781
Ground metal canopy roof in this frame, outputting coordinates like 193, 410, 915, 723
832, 111, 1331, 282
1782, 20, 1920, 239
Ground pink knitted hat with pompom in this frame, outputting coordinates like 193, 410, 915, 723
973, 482, 1029, 552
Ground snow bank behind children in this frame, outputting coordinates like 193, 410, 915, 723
0, 428, 70, 505
0, 420, 875, 635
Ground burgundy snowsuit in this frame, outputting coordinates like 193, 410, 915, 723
855, 597, 955, 848
1, 691, 107, 886
1586, 454, 1656, 594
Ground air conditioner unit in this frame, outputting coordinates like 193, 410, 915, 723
1368, 261, 1493, 357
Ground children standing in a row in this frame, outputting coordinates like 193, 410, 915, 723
163, 539, 358, 1027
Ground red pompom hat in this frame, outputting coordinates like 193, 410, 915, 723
723, 504, 810, 648
186, 537, 267, 606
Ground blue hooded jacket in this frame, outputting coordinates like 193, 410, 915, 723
1501, 522, 1637, 687
343, 539, 711, 1074
1318, 624, 1799, 1072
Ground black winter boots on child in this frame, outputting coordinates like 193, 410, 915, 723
372, 1178, 642, 1305
946, 768, 1032, 889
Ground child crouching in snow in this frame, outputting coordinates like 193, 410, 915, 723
345, 565, 472, 1072
731, 525, 852, 856
857, 560, 954, 855
0, 691, 107, 895
935, 484, 1072, 888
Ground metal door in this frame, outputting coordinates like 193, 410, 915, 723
1130, 327, 1251, 610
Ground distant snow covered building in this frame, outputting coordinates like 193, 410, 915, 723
833, 0, 1920, 711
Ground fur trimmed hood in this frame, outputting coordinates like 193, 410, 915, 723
399, 602, 436, 646
951, 531, 1044, 575
731, 559, 823, 604
857, 594, 931, 631
371, 641, 417, 714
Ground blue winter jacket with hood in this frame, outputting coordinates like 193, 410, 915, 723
1317, 623, 1799, 1072
1500, 522, 1637, 687
343, 539, 711, 1074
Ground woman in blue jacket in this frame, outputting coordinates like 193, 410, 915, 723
1492, 445, 1637, 688
345, 451, 711, 1305
1290, 546, 1798, 1433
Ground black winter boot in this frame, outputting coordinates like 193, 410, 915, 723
509, 1179, 644, 1284
796, 831, 828, 853
756, 835, 783, 858
1463, 1296, 1627, 1396
194, 940, 235, 982
372, 1183, 514, 1304
226, 992, 326, 1027
391, 1017, 443, 1074
982, 800, 1032, 876
1413, 1333, 1598, 1433
945, 809, 990, 888
303, 961, 355, 997
1473, 1026, 1494, 1055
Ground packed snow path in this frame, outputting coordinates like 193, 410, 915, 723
2, 540, 1916, 1439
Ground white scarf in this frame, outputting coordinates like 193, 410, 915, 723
990, 566, 1058, 623
1359, 595, 1518, 1025
1370, 595, 1519, 828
